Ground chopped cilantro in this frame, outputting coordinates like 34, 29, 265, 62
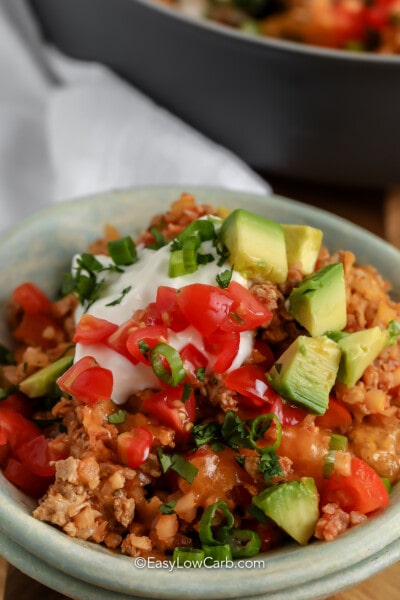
216, 267, 233, 289
157, 448, 198, 484
258, 451, 283, 483
106, 285, 132, 307
159, 500, 177, 515
108, 409, 127, 424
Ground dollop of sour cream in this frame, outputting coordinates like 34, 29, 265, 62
73, 237, 254, 405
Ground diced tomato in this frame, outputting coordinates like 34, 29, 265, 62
176, 284, 234, 336
13, 313, 63, 349
57, 356, 113, 405
365, 3, 390, 30
126, 325, 168, 364
220, 282, 273, 332
142, 386, 195, 437
180, 343, 208, 384
155, 286, 189, 332
117, 426, 153, 468
107, 318, 139, 361
12, 282, 52, 315
269, 396, 308, 426
0, 428, 8, 446
315, 397, 352, 429
0, 408, 41, 451
224, 364, 278, 408
73, 314, 118, 344
204, 329, 240, 373
0, 393, 33, 418
253, 339, 276, 370
321, 457, 390, 514
331, 2, 366, 47
3, 457, 53, 499
17, 434, 66, 477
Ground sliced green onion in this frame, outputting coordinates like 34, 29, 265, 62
199, 500, 234, 546
381, 477, 392, 493
182, 236, 200, 273
173, 547, 204, 567
329, 433, 348, 451
202, 543, 232, 563
249, 413, 282, 454
177, 219, 216, 244
169, 249, 186, 277
150, 342, 185, 386
107, 236, 137, 266
226, 528, 261, 558
145, 227, 166, 250
323, 450, 336, 479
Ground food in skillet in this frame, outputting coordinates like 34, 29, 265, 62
0, 193, 399, 563
162, 0, 400, 54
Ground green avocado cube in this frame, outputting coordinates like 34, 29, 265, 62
281, 224, 323, 276
19, 355, 73, 398
267, 335, 341, 415
252, 478, 319, 545
335, 326, 389, 388
288, 262, 347, 336
219, 208, 288, 283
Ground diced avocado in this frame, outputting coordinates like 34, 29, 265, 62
219, 209, 288, 283
281, 224, 323, 276
267, 335, 341, 415
19, 355, 73, 398
252, 478, 319, 545
335, 327, 389, 388
288, 262, 347, 336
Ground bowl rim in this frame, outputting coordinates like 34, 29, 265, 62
0, 185, 400, 599
133, 0, 400, 65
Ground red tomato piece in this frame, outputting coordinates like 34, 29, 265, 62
126, 325, 168, 364
332, 2, 366, 47
3, 457, 53, 499
180, 343, 208, 384
73, 314, 118, 344
57, 355, 98, 391
0, 393, 33, 418
57, 356, 113, 405
269, 396, 308, 426
176, 284, 234, 336
322, 456, 390, 514
107, 318, 139, 361
220, 281, 273, 332
142, 386, 195, 436
69, 366, 113, 405
13, 313, 62, 349
155, 286, 189, 332
204, 329, 240, 373
17, 434, 64, 477
12, 282, 52, 315
315, 397, 352, 429
117, 426, 153, 468
365, 3, 390, 29
0, 408, 41, 451
224, 364, 277, 408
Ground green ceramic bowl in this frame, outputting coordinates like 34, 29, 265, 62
0, 187, 399, 600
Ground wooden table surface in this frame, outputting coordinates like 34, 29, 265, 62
1, 177, 399, 600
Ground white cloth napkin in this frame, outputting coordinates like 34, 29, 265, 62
0, 0, 269, 233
